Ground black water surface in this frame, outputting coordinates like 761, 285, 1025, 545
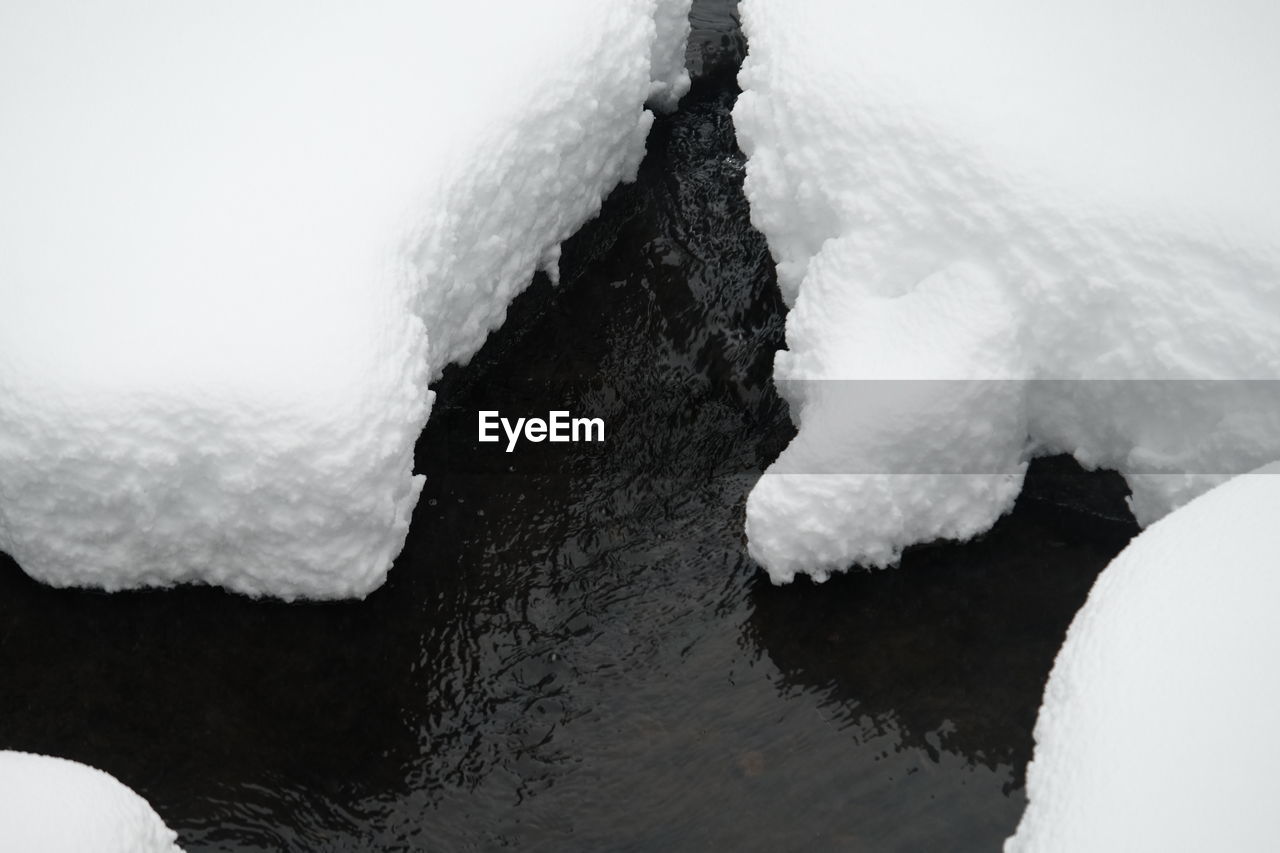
0, 4, 1138, 850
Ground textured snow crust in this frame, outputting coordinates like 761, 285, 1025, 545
648, 0, 694, 112
1007, 465, 1280, 852
0, 1, 690, 598
735, 0, 1280, 582
0, 751, 183, 853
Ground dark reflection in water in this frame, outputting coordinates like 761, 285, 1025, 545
748, 462, 1136, 781
687, 0, 746, 80
0, 3, 1138, 850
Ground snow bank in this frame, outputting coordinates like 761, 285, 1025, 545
735, 0, 1280, 581
0, 751, 182, 852
0, 1, 690, 598
1007, 465, 1280, 852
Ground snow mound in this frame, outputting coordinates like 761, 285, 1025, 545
0, 751, 183, 853
1008, 465, 1280, 852
0, 1, 690, 598
735, 0, 1280, 581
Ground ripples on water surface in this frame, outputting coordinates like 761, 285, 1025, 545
0, 3, 1138, 850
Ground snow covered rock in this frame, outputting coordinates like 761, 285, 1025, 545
1007, 465, 1280, 852
735, 0, 1280, 581
0, 751, 183, 853
0, 1, 690, 598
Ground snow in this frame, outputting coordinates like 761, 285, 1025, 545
648, 0, 694, 112
0, 1, 690, 598
735, 0, 1280, 582
1007, 465, 1280, 852
0, 751, 183, 853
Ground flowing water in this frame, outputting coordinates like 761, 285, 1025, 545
0, 4, 1138, 850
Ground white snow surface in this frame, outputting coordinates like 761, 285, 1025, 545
1007, 465, 1280, 852
735, 0, 1280, 582
0, 751, 183, 853
0, 1, 690, 598
648, 0, 693, 112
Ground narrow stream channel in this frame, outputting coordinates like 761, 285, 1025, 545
0, 4, 1139, 850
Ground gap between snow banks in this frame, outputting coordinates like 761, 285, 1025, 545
0, 1, 691, 599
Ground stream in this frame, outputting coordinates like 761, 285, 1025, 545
0, 4, 1139, 850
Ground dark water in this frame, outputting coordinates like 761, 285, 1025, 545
0, 5, 1138, 850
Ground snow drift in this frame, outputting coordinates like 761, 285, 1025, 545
0, 1, 690, 598
0, 751, 182, 853
734, 0, 1280, 582
1007, 465, 1280, 852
